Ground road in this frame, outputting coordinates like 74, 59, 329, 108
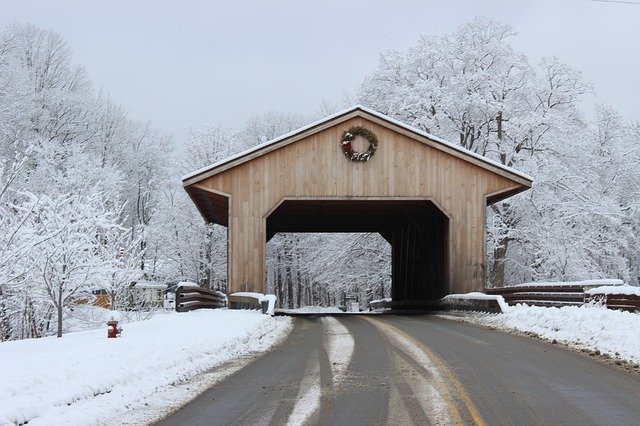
156, 314, 640, 425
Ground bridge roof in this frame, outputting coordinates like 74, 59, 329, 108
182, 105, 533, 188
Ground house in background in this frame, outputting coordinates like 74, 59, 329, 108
124, 281, 167, 309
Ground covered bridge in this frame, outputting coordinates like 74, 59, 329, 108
183, 106, 532, 302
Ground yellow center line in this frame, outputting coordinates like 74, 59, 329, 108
363, 316, 487, 426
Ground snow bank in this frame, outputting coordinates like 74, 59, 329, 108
459, 304, 640, 364
0, 310, 292, 425
585, 285, 640, 296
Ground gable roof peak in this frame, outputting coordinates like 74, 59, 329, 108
182, 105, 533, 186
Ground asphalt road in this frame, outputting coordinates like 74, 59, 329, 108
156, 315, 640, 425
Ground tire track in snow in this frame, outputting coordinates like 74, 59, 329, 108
285, 317, 354, 425
387, 383, 422, 426
363, 316, 486, 425
285, 353, 321, 426
321, 317, 355, 385
390, 350, 453, 425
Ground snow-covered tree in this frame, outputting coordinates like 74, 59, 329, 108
97, 221, 143, 311
0, 23, 170, 339
22, 191, 120, 337
357, 17, 627, 287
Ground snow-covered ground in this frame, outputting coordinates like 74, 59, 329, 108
3, 296, 638, 425
0, 309, 292, 425
448, 303, 640, 365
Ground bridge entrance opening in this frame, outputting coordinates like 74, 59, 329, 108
266, 232, 391, 310
265, 199, 449, 307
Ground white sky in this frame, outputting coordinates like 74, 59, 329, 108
1, 0, 639, 144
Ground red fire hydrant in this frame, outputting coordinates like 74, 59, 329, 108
107, 320, 122, 338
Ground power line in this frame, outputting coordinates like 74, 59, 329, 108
588, 0, 640, 5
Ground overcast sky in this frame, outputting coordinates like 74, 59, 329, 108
2, 0, 639, 144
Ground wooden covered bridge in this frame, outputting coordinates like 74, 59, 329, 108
182, 106, 532, 302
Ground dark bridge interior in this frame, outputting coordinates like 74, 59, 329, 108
266, 200, 449, 301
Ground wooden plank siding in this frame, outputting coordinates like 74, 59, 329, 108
185, 110, 530, 296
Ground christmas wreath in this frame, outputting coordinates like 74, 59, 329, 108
340, 126, 378, 162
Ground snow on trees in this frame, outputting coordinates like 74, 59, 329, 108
358, 17, 638, 288
20, 192, 121, 338
0, 24, 165, 339
151, 19, 640, 309
2, 17, 639, 340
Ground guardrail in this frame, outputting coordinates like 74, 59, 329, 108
486, 284, 585, 308
586, 293, 640, 312
487, 284, 640, 312
175, 285, 226, 312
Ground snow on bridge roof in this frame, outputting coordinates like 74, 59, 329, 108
182, 105, 533, 186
